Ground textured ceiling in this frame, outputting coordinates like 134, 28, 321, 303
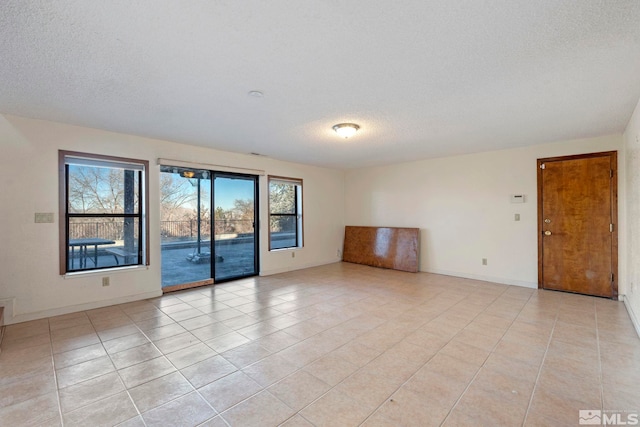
1, 1, 640, 169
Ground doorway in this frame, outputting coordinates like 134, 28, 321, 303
537, 151, 618, 298
160, 167, 259, 291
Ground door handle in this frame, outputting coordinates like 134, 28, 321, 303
544, 230, 552, 236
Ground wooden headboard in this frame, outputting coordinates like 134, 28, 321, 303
342, 226, 419, 272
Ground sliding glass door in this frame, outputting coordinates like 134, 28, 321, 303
160, 167, 258, 290
213, 173, 258, 281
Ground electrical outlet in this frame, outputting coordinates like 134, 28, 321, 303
34, 213, 54, 223
337, 249, 342, 257
291, 252, 295, 258
102, 277, 110, 287
482, 258, 487, 266
514, 213, 520, 221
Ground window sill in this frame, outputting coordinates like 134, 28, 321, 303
63, 265, 149, 279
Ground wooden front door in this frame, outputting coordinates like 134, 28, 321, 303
537, 151, 618, 299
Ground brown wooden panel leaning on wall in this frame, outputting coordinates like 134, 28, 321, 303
343, 226, 419, 273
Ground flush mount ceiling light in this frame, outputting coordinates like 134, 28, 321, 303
332, 123, 360, 138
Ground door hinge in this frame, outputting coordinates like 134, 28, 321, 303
610, 223, 614, 232
610, 169, 613, 178
611, 273, 615, 283
540, 163, 545, 170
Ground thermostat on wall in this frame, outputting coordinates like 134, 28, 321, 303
510, 194, 525, 203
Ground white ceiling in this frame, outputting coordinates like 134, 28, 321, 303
1, 1, 640, 169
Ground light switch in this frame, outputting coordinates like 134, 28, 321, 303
35, 213, 54, 223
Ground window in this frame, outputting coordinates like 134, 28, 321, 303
59, 151, 149, 274
268, 176, 303, 250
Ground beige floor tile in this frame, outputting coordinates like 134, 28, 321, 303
134, 314, 176, 331
237, 321, 281, 340
330, 341, 382, 368
59, 371, 125, 413
276, 341, 327, 369
117, 356, 176, 388
221, 390, 294, 427
198, 370, 263, 412
221, 342, 272, 368
126, 308, 165, 323
197, 416, 229, 427
242, 353, 299, 387
482, 352, 540, 382
1, 331, 51, 352
128, 371, 194, 413
63, 391, 137, 427
0, 369, 57, 408
439, 339, 491, 366
178, 314, 218, 330
303, 353, 358, 386
56, 355, 115, 388
52, 333, 101, 354
205, 331, 251, 353
268, 370, 331, 411
116, 415, 146, 427
180, 355, 238, 388
2, 264, 639, 427
49, 312, 91, 331
103, 332, 150, 355
451, 377, 530, 425
191, 322, 234, 341
0, 341, 52, 364
536, 367, 601, 403
602, 381, 640, 412
492, 338, 547, 367
367, 386, 448, 427
254, 330, 300, 353
96, 324, 141, 342
280, 414, 315, 427
165, 342, 217, 369
0, 393, 60, 426
300, 389, 368, 426
144, 323, 187, 341
109, 342, 163, 370
141, 391, 216, 426
2, 319, 49, 342
527, 386, 601, 426
153, 331, 200, 354
50, 323, 95, 342
0, 355, 54, 387
335, 369, 402, 411
159, 302, 193, 315
53, 342, 107, 369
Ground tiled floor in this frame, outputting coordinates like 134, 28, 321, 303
1, 262, 639, 426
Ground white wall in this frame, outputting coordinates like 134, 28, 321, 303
345, 135, 626, 290
0, 115, 345, 324
623, 98, 640, 336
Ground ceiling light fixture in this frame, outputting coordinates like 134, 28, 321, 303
332, 123, 360, 138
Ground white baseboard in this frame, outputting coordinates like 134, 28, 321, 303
423, 268, 538, 289
5, 290, 162, 325
260, 258, 341, 276
623, 295, 640, 339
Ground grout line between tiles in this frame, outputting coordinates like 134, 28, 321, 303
521, 304, 560, 426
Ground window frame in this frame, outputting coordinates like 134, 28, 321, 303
58, 150, 150, 274
268, 175, 303, 251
